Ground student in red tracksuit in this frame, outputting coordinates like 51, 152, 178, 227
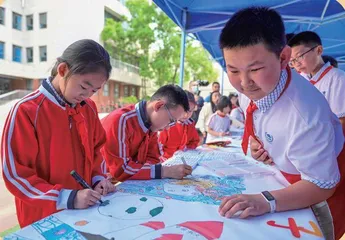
158, 90, 200, 160
101, 85, 193, 181
1, 40, 115, 227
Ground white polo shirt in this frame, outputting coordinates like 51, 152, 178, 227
230, 107, 245, 123
239, 69, 344, 189
307, 62, 345, 118
206, 112, 231, 143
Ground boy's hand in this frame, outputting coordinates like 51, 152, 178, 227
162, 165, 192, 179
74, 189, 102, 209
219, 194, 270, 219
249, 136, 274, 165
94, 179, 116, 195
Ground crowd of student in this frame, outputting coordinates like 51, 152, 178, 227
1, 5, 344, 240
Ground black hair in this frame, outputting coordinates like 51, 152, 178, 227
151, 84, 189, 112
322, 55, 338, 68
212, 82, 220, 87
229, 93, 238, 98
51, 39, 112, 80
286, 33, 295, 44
217, 96, 231, 111
184, 90, 196, 105
210, 91, 220, 113
219, 6, 286, 57
228, 93, 239, 109
288, 31, 322, 48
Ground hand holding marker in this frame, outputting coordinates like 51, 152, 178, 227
181, 156, 194, 177
70, 170, 109, 206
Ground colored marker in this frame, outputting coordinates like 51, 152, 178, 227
70, 170, 104, 204
181, 156, 187, 165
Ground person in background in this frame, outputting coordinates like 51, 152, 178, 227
229, 93, 239, 110
206, 96, 232, 143
204, 82, 220, 102
196, 91, 221, 139
230, 106, 245, 124
158, 90, 200, 160
189, 80, 204, 123
288, 31, 345, 132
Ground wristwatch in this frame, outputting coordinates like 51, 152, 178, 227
261, 191, 276, 213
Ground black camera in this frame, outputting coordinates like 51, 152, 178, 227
196, 80, 209, 87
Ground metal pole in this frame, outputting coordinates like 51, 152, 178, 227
179, 30, 186, 87
179, 9, 187, 87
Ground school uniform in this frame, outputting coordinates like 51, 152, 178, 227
230, 107, 245, 123
306, 62, 345, 118
158, 118, 199, 160
101, 101, 161, 181
195, 102, 216, 133
240, 67, 345, 239
1, 78, 107, 227
206, 112, 231, 143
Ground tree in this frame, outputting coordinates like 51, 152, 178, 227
101, 0, 218, 92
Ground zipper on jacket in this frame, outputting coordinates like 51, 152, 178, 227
69, 116, 72, 129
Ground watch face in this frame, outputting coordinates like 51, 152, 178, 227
262, 191, 275, 201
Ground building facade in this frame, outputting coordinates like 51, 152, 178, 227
0, 0, 141, 112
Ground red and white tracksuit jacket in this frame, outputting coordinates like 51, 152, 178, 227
1, 79, 107, 227
101, 101, 161, 181
158, 118, 199, 160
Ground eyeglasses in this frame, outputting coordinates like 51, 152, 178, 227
289, 46, 318, 67
164, 105, 177, 128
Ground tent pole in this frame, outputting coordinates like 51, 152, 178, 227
179, 30, 186, 87
179, 9, 187, 87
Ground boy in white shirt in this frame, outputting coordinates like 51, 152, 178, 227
288, 31, 345, 134
218, 6, 345, 239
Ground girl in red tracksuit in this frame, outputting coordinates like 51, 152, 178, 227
1, 39, 115, 227
159, 90, 200, 160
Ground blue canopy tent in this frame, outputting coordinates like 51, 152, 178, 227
152, 0, 345, 87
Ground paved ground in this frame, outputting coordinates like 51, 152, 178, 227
0, 100, 19, 233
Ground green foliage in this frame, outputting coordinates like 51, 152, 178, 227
122, 96, 139, 104
101, 0, 218, 87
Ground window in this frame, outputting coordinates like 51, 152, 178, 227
26, 15, 33, 30
114, 84, 119, 99
124, 86, 129, 97
12, 45, 22, 62
103, 83, 109, 96
26, 79, 33, 90
0, 7, 5, 25
131, 87, 136, 96
0, 42, 4, 59
39, 46, 47, 62
26, 47, 33, 63
12, 12, 22, 30
39, 13, 47, 28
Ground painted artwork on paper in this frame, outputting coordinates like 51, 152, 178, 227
117, 175, 245, 205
